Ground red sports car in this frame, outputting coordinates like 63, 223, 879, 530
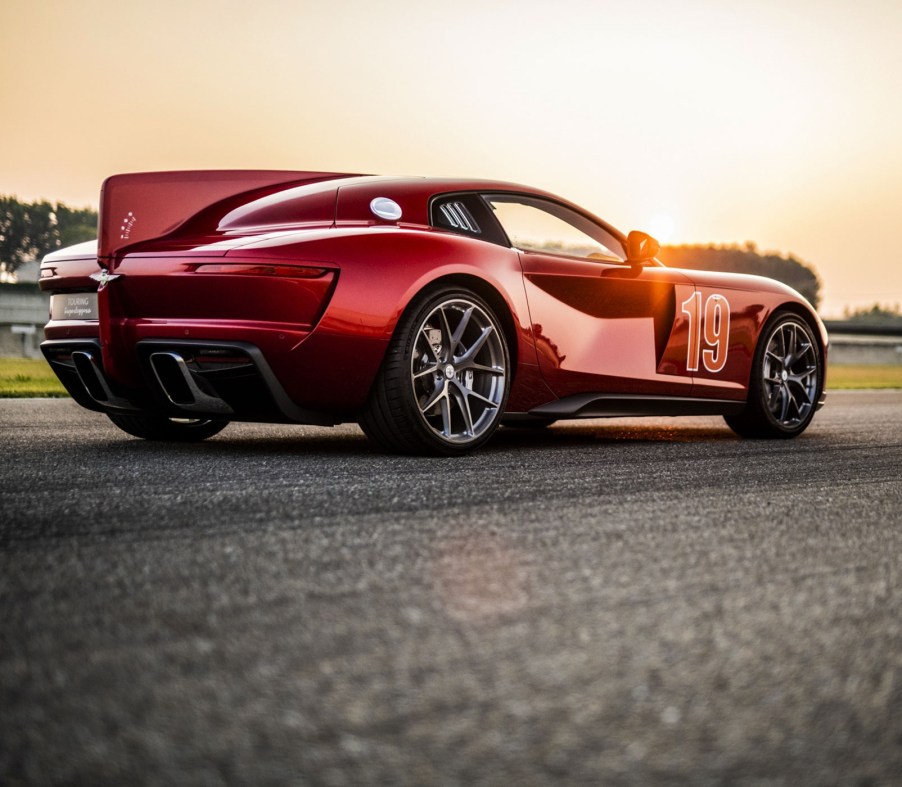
40, 170, 827, 455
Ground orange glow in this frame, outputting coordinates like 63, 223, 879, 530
1, 0, 901, 316
647, 214, 676, 245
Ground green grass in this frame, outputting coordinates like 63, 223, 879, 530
0, 357, 68, 397
826, 364, 902, 390
0, 357, 900, 398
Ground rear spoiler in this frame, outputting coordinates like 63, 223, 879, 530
98, 170, 353, 264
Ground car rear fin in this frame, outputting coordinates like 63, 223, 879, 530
99, 170, 355, 263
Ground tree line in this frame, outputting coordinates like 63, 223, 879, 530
842, 303, 902, 324
1, 196, 825, 310
657, 243, 822, 310
0, 196, 97, 278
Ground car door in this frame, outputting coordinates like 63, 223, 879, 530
483, 193, 695, 399
678, 270, 768, 401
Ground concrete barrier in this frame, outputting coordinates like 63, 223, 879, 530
0, 286, 49, 359
828, 334, 902, 365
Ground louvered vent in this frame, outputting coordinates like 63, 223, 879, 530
438, 202, 481, 234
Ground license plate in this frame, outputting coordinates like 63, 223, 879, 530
50, 293, 99, 320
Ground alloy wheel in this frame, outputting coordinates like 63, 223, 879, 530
410, 298, 507, 445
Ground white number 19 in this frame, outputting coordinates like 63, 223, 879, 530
681, 292, 730, 373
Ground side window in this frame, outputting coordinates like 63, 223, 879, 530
483, 194, 625, 261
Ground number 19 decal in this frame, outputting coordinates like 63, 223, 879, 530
681, 292, 730, 373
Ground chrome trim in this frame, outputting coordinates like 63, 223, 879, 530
439, 201, 480, 233
370, 197, 403, 221
89, 270, 121, 288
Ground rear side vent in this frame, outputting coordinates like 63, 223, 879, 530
438, 202, 481, 234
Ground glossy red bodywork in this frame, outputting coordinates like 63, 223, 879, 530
40, 171, 828, 425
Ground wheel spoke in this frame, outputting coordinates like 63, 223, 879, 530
465, 388, 499, 408
776, 328, 787, 360
786, 325, 797, 362
419, 381, 447, 414
459, 361, 504, 376
449, 384, 474, 435
786, 339, 812, 367
786, 387, 801, 420
413, 363, 440, 380
439, 395, 452, 437
792, 341, 812, 366
449, 306, 474, 355
456, 325, 494, 365
767, 384, 782, 411
439, 307, 454, 359
787, 376, 813, 404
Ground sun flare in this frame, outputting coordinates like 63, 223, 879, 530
647, 213, 676, 244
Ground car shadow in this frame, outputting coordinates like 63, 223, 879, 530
98, 418, 745, 463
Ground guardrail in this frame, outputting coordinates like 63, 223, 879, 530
823, 321, 902, 337
825, 323, 902, 365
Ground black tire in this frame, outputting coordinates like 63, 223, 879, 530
360, 286, 511, 455
724, 311, 823, 439
107, 412, 229, 442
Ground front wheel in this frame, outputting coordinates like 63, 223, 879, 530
724, 312, 823, 439
107, 412, 229, 442
360, 287, 511, 455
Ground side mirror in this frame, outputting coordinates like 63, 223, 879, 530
626, 230, 660, 264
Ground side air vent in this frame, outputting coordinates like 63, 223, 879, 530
438, 202, 481, 234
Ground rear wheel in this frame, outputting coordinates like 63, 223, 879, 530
360, 287, 510, 455
725, 311, 822, 439
107, 412, 229, 442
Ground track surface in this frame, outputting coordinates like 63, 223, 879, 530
1, 393, 901, 784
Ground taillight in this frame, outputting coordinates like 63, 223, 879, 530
191, 263, 331, 278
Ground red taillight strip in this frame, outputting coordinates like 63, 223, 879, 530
191, 263, 331, 279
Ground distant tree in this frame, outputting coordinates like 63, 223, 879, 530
658, 244, 822, 310
23, 200, 57, 263
843, 303, 902, 324
55, 203, 98, 249
1, 197, 33, 276
0, 196, 97, 278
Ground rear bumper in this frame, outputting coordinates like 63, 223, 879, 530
41, 338, 336, 425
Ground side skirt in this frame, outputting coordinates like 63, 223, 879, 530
528, 393, 746, 419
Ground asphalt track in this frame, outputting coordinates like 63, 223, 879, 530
1, 392, 901, 785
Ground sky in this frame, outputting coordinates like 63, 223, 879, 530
2, 0, 901, 317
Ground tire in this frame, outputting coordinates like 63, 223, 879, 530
724, 311, 823, 439
360, 286, 511, 455
107, 412, 229, 442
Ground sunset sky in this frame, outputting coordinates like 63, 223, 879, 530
2, 0, 901, 316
